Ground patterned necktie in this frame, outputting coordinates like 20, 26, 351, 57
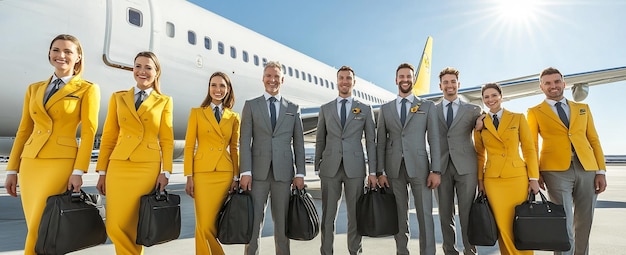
214, 106, 221, 123
555, 102, 570, 128
340, 99, 347, 128
44, 79, 62, 104
446, 102, 454, 128
269, 97, 277, 130
135, 90, 146, 110
400, 98, 408, 126
493, 114, 499, 130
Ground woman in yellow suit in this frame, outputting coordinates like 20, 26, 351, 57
184, 71, 240, 254
96, 51, 173, 255
474, 83, 540, 255
3, 34, 100, 255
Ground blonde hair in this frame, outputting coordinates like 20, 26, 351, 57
134, 51, 162, 94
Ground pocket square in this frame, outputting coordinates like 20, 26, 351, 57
285, 112, 295, 116
354, 116, 364, 120
65, 95, 80, 99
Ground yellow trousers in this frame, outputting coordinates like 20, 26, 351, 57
19, 158, 74, 255
192, 171, 232, 255
484, 176, 533, 255
105, 160, 160, 255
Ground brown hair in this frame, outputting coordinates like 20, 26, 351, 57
439, 67, 459, 81
539, 67, 563, 81
264, 61, 282, 73
337, 65, 355, 77
481, 82, 502, 96
396, 63, 415, 76
49, 34, 84, 76
201, 71, 235, 109
134, 51, 162, 94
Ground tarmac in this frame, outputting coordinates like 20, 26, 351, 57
1, 162, 625, 255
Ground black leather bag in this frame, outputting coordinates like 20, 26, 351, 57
514, 191, 570, 251
286, 188, 320, 240
136, 188, 181, 247
217, 189, 254, 244
356, 187, 399, 237
35, 190, 107, 255
468, 191, 498, 246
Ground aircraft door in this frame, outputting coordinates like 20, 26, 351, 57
104, 0, 153, 70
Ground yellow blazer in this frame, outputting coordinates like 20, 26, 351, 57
183, 107, 240, 176
7, 75, 100, 172
96, 88, 174, 172
527, 100, 605, 171
474, 109, 539, 180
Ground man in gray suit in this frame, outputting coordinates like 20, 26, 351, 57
315, 66, 377, 255
435, 67, 482, 255
377, 63, 442, 255
240, 61, 306, 255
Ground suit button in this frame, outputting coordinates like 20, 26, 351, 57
221, 141, 224, 144
502, 154, 505, 157
47, 130, 51, 133
138, 136, 142, 139
210, 148, 214, 151
219, 148, 222, 151
122, 117, 126, 121
34, 112, 37, 114
37, 130, 41, 134
127, 135, 131, 139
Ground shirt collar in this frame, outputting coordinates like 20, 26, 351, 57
210, 102, 222, 111
489, 108, 504, 119
264, 92, 281, 102
52, 74, 73, 85
336, 96, 353, 104
134, 86, 154, 96
443, 97, 459, 106
397, 94, 415, 104
545, 98, 567, 107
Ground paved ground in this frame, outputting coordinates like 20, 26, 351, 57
1, 162, 625, 254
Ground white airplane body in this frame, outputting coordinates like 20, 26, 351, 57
1, 0, 625, 158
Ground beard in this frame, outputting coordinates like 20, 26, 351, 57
398, 82, 413, 94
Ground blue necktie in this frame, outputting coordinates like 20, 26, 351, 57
493, 114, 499, 130
44, 79, 62, 104
269, 97, 277, 130
555, 102, 569, 128
446, 102, 454, 128
400, 98, 408, 126
214, 106, 221, 123
340, 99, 347, 128
135, 90, 146, 110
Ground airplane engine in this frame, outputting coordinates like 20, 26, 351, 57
572, 83, 589, 101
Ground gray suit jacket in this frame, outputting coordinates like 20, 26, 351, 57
377, 97, 441, 178
239, 95, 306, 182
436, 100, 482, 175
314, 99, 377, 178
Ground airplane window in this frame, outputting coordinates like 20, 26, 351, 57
188, 31, 196, 45
288, 67, 293, 77
331, 82, 334, 90
128, 8, 142, 27
165, 22, 175, 38
254, 55, 259, 66
281, 65, 286, 74
325, 80, 329, 88
218, 42, 224, 55
230, 46, 236, 59
314, 76, 318, 85
295, 69, 299, 78
262, 58, 267, 66
243, 51, 249, 63
308, 74, 311, 82
301, 71, 306, 80
204, 37, 211, 50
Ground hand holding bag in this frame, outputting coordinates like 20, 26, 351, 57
136, 187, 181, 247
356, 187, 399, 237
467, 191, 498, 246
35, 190, 107, 255
286, 188, 320, 240
217, 188, 254, 244
513, 190, 570, 251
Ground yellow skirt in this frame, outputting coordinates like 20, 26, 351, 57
192, 171, 233, 255
484, 176, 533, 255
19, 158, 75, 255
105, 160, 160, 255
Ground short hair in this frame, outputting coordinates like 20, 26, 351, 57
201, 71, 235, 109
49, 34, 84, 76
539, 67, 563, 80
396, 63, 415, 76
439, 67, 459, 81
264, 61, 282, 73
337, 66, 355, 77
481, 82, 502, 96
134, 51, 162, 94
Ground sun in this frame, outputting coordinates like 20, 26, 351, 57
495, 0, 541, 24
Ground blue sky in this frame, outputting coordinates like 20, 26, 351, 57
191, 0, 625, 154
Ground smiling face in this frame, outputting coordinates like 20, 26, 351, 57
209, 75, 229, 105
263, 66, 283, 96
48, 39, 81, 77
337, 69, 355, 97
482, 87, 502, 113
133, 56, 157, 90
396, 67, 414, 96
540, 73, 566, 101
439, 73, 460, 100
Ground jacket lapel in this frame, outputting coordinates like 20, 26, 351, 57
257, 96, 273, 132
274, 98, 289, 133
437, 103, 447, 129
36, 80, 49, 113
568, 101, 578, 128
538, 101, 566, 129
498, 110, 514, 137
45, 76, 83, 109
404, 98, 421, 128
343, 100, 358, 130
122, 88, 140, 121
202, 107, 223, 137
329, 101, 342, 129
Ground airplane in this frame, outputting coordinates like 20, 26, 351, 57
1, 0, 625, 159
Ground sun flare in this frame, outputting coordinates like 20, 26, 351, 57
495, 0, 540, 24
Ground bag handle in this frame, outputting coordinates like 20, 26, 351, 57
527, 190, 553, 212
474, 191, 489, 204
154, 184, 169, 201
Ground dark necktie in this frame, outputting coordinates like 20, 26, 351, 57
493, 114, 499, 130
135, 90, 146, 110
340, 99, 347, 128
269, 97, 277, 130
214, 106, 221, 123
44, 79, 62, 104
400, 98, 408, 126
446, 102, 454, 128
555, 102, 570, 128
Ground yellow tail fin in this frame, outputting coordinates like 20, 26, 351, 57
412, 36, 433, 96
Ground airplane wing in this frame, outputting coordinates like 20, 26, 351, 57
419, 66, 626, 104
